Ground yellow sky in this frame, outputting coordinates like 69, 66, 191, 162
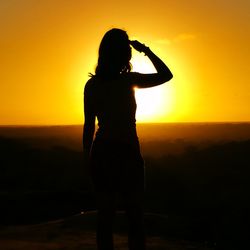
0, 0, 249, 125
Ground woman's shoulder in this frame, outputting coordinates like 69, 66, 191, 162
121, 72, 142, 83
84, 75, 100, 89
85, 72, 141, 90
85, 75, 97, 85
119, 72, 141, 86
84, 77, 98, 97
122, 72, 140, 79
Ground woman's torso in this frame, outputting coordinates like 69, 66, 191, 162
86, 74, 138, 144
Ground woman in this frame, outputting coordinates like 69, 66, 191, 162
83, 28, 173, 250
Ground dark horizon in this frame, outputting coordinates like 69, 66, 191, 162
1, 120, 250, 248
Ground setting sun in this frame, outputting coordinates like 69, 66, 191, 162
131, 51, 174, 122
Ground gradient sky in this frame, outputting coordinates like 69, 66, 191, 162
0, 0, 249, 125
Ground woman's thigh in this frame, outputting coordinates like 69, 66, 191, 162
90, 140, 145, 193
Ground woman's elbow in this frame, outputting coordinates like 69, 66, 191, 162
161, 72, 173, 83
167, 72, 173, 81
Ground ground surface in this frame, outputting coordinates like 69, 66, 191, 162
0, 212, 214, 250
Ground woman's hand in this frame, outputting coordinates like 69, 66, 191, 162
129, 40, 149, 53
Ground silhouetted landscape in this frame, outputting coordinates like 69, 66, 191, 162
0, 123, 250, 249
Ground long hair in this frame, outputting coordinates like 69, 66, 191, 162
94, 28, 132, 78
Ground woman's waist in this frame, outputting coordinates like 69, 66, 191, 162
92, 135, 141, 157
96, 124, 136, 138
95, 132, 139, 144
94, 127, 139, 145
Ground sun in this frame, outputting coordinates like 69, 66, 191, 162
131, 51, 174, 123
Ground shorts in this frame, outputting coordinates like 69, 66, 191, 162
90, 139, 145, 193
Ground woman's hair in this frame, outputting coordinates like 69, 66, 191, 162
94, 28, 132, 78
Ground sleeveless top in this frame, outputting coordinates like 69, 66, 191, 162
84, 74, 139, 144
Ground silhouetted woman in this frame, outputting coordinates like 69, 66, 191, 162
83, 28, 173, 250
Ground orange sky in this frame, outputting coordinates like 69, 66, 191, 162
0, 0, 249, 125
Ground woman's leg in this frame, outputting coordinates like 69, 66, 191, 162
90, 141, 116, 249
125, 190, 146, 250
96, 191, 116, 250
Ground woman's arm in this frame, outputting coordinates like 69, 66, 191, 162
129, 40, 173, 88
82, 81, 96, 157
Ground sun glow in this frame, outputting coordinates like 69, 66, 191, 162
131, 52, 174, 122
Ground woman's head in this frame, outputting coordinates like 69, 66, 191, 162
95, 28, 132, 78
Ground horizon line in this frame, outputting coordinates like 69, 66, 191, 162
1, 121, 250, 127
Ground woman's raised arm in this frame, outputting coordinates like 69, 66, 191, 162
129, 40, 173, 88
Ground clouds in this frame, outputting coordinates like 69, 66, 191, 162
156, 33, 196, 45
174, 33, 196, 42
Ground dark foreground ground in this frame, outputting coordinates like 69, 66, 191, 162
0, 124, 250, 249
0, 211, 215, 250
